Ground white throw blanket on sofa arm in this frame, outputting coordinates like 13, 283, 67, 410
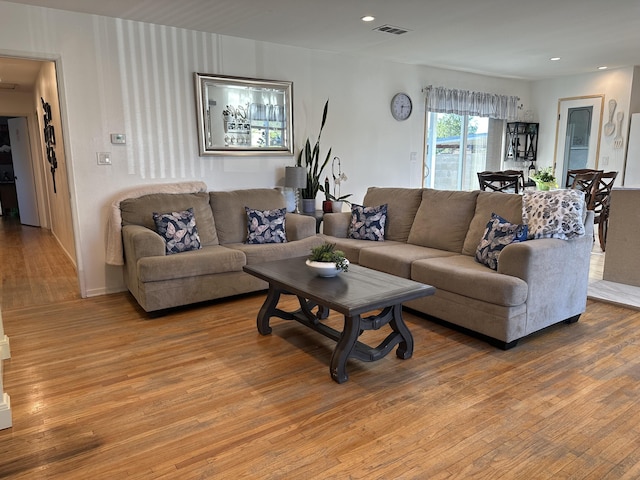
105, 181, 208, 266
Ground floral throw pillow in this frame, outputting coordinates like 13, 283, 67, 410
348, 204, 387, 241
152, 208, 202, 255
522, 189, 585, 240
245, 207, 287, 244
475, 213, 528, 270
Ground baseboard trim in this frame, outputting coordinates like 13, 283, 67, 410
0, 392, 12, 430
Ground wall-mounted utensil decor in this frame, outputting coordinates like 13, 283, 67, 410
614, 111, 625, 149
604, 98, 617, 137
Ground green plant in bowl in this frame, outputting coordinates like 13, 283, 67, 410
308, 242, 349, 273
530, 166, 558, 190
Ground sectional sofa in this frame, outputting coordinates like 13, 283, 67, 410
115, 184, 592, 349
321, 187, 593, 349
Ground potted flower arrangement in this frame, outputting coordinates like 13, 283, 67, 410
306, 242, 349, 277
530, 166, 558, 191
297, 100, 331, 213
327, 156, 352, 212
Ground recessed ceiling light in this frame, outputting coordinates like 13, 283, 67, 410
550, 57, 561, 61
598, 66, 608, 70
361, 15, 375, 22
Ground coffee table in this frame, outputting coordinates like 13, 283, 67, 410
243, 256, 436, 383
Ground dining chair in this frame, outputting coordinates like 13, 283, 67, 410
565, 168, 603, 189
499, 169, 527, 192
591, 171, 618, 251
477, 171, 520, 193
569, 170, 602, 210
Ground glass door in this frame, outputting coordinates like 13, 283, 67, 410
424, 112, 490, 191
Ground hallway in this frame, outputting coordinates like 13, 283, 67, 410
0, 217, 78, 310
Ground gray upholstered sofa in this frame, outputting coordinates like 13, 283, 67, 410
120, 188, 324, 312
321, 187, 594, 349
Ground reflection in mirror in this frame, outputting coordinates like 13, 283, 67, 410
194, 73, 293, 156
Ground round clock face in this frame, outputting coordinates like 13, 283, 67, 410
391, 93, 412, 121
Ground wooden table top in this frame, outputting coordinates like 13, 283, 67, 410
244, 256, 435, 317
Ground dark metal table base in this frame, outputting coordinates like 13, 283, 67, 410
256, 284, 414, 383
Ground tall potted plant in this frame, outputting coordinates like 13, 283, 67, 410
297, 100, 332, 213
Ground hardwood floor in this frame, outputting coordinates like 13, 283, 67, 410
2, 218, 640, 478
0, 217, 79, 309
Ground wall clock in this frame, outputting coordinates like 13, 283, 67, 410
391, 92, 412, 121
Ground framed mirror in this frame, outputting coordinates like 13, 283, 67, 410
194, 73, 294, 156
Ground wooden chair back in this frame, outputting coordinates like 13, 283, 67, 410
591, 171, 618, 252
569, 171, 602, 209
477, 171, 521, 193
565, 168, 603, 189
499, 169, 527, 191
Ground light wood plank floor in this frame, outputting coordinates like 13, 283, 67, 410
2, 218, 640, 478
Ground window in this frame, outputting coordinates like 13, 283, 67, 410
424, 113, 504, 191
421, 85, 519, 191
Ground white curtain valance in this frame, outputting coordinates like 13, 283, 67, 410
423, 85, 520, 120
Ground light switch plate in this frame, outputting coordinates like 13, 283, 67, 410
97, 152, 111, 165
110, 133, 126, 144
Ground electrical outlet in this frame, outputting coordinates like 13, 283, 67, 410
601, 156, 609, 166
97, 152, 111, 165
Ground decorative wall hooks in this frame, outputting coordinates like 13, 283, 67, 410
41, 97, 57, 193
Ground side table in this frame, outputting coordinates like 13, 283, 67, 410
301, 210, 324, 233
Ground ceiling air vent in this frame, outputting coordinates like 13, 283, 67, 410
373, 24, 410, 35
0, 83, 17, 90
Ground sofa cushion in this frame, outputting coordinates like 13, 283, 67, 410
348, 204, 387, 241
475, 213, 528, 270
245, 207, 287, 244
152, 208, 202, 255
522, 189, 586, 240
137, 245, 245, 282
363, 187, 424, 242
120, 192, 218, 246
411, 255, 528, 307
210, 189, 285, 244
359, 243, 457, 279
319, 235, 402, 265
462, 191, 524, 256
408, 189, 479, 253
226, 236, 324, 265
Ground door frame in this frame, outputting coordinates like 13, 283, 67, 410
0, 52, 83, 296
553, 95, 605, 184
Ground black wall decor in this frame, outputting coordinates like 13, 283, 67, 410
41, 97, 57, 193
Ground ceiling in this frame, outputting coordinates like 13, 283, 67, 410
2, 0, 640, 90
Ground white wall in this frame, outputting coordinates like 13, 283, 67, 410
0, 1, 531, 297
531, 67, 635, 175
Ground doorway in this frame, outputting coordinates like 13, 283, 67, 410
554, 95, 604, 186
0, 54, 79, 297
6, 116, 40, 226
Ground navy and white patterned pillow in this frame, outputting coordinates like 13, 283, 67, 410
152, 208, 202, 255
245, 207, 287, 244
348, 204, 387, 241
522, 189, 585, 240
475, 213, 528, 270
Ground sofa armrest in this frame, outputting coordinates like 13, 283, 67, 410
498, 219, 593, 331
323, 212, 351, 237
285, 213, 317, 241
122, 224, 166, 263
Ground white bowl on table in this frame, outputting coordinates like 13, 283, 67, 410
305, 259, 348, 277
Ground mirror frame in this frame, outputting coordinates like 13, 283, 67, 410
194, 72, 294, 156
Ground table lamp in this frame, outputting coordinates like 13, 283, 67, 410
285, 166, 307, 214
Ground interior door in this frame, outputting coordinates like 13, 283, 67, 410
8, 117, 40, 227
554, 96, 604, 187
